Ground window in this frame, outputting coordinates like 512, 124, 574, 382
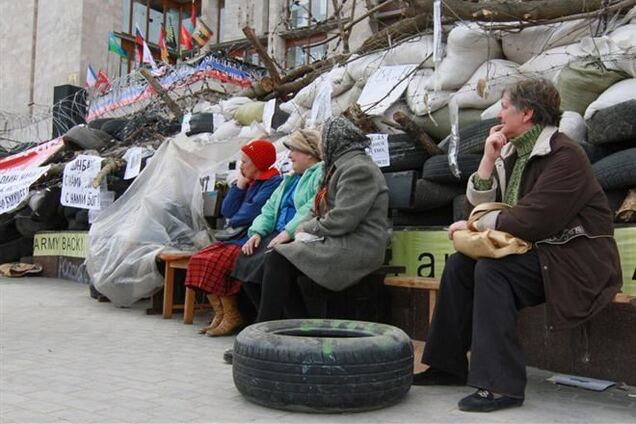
148, 0, 164, 44
285, 36, 327, 68
217, 0, 225, 44
287, 0, 328, 30
132, 0, 148, 34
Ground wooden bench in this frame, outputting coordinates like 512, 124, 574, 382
158, 251, 211, 324
384, 276, 635, 325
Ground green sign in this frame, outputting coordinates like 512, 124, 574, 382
390, 226, 636, 295
33, 231, 88, 259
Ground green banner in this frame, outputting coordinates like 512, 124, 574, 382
390, 226, 636, 294
33, 231, 88, 259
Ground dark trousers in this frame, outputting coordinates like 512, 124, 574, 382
423, 251, 545, 398
243, 250, 307, 322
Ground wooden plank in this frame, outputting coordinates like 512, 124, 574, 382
384, 276, 440, 290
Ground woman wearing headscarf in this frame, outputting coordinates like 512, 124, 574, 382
201, 129, 324, 336
184, 139, 281, 336
247, 116, 390, 323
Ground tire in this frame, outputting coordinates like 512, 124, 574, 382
87, 118, 112, 130
63, 126, 112, 150
587, 100, 636, 145
439, 118, 499, 154
233, 319, 413, 413
592, 148, 636, 190
384, 170, 417, 209
0, 237, 34, 263
382, 134, 429, 173
453, 194, 470, 221
28, 186, 62, 221
391, 204, 454, 227
100, 119, 129, 140
413, 179, 465, 211
421, 154, 481, 183
15, 209, 66, 238
0, 213, 21, 243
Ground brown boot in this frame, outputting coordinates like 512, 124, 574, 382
207, 295, 243, 336
198, 294, 223, 334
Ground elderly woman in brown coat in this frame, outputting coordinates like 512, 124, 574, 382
414, 79, 622, 412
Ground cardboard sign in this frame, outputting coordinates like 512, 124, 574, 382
61, 155, 103, 210
357, 65, 417, 115
0, 166, 50, 214
366, 134, 391, 168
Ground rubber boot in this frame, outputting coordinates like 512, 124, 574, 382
207, 295, 243, 336
198, 294, 223, 334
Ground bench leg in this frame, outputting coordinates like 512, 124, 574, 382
428, 290, 437, 324
183, 287, 195, 324
162, 263, 175, 319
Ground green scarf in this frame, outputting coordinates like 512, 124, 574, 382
504, 125, 543, 205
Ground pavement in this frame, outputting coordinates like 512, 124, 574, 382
1, 276, 635, 423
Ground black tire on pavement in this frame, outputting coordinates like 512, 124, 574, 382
592, 148, 636, 190
421, 154, 482, 184
439, 118, 499, 154
382, 134, 429, 173
233, 319, 413, 413
587, 100, 636, 145
413, 179, 465, 211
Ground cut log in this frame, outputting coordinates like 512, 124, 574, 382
342, 103, 380, 134
393, 111, 444, 156
617, 188, 636, 222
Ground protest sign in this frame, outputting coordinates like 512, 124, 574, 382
357, 65, 417, 115
366, 134, 391, 168
61, 155, 103, 210
0, 166, 50, 214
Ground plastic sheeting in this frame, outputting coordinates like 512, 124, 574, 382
86, 132, 243, 307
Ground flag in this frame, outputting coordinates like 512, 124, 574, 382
85, 64, 97, 87
108, 32, 128, 59
142, 39, 158, 71
135, 24, 145, 67
192, 19, 213, 47
191, 0, 197, 28
96, 69, 111, 92
180, 24, 193, 50
159, 25, 169, 63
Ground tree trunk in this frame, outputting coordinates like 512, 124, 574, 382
242, 25, 282, 85
392, 111, 443, 156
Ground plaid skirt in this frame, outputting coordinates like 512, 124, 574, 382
184, 242, 242, 296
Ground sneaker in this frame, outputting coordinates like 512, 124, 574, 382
458, 389, 524, 412
412, 367, 467, 386
223, 348, 233, 364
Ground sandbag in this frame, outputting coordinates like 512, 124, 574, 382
559, 111, 587, 144
233, 101, 265, 125
382, 35, 436, 67
346, 52, 386, 88
219, 97, 252, 119
584, 78, 636, 120
556, 60, 628, 115
293, 66, 354, 108
406, 69, 452, 115
518, 43, 588, 82
502, 19, 608, 64
331, 86, 362, 116
607, 24, 636, 77
371, 102, 429, 135
63, 125, 112, 151
480, 101, 501, 120
587, 100, 636, 145
211, 119, 241, 141
425, 25, 503, 91
453, 60, 524, 109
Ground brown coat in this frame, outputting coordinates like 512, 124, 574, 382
467, 127, 622, 330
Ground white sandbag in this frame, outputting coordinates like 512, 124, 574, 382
332, 86, 363, 116
219, 97, 253, 119
383, 35, 437, 67
502, 19, 607, 65
277, 108, 309, 134
238, 122, 268, 140
192, 101, 215, 113
584, 78, 636, 119
346, 52, 387, 88
279, 99, 305, 115
327, 66, 355, 97
559, 111, 587, 143
608, 24, 636, 76
371, 101, 429, 135
518, 43, 588, 82
481, 101, 501, 120
293, 66, 354, 109
211, 119, 241, 141
453, 60, 524, 109
406, 69, 452, 115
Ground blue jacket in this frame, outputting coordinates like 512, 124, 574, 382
220, 175, 282, 245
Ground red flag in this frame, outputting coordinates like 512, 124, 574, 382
159, 25, 169, 63
95, 69, 111, 93
191, 0, 197, 28
180, 24, 193, 50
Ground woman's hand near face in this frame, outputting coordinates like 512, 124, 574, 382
267, 230, 291, 249
477, 124, 507, 180
241, 234, 261, 256
236, 169, 252, 190
448, 220, 468, 240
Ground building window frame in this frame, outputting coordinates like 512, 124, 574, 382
287, 0, 329, 30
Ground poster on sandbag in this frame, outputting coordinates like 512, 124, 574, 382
357, 65, 417, 115
0, 166, 50, 214
61, 155, 103, 210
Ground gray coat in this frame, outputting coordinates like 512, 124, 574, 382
275, 150, 390, 291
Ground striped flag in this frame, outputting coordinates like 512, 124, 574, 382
85, 64, 97, 87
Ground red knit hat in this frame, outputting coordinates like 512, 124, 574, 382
241, 139, 276, 172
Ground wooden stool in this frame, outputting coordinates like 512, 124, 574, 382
158, 251, 211, 324
384, 276, 441, 324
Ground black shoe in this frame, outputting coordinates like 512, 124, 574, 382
412, 367, 467, 386
458, 389, 524, 412
223, 348, 233, 364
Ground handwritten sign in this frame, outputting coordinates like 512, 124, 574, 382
61, 155, 103, 210
0, 166, 50, 214
366, 134, 391, 168
357, 65, 417, 116
33, 231, 89, 258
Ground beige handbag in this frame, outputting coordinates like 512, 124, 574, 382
452, 202, 531, 259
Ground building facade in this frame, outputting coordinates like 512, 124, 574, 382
0, 0, 403, 117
